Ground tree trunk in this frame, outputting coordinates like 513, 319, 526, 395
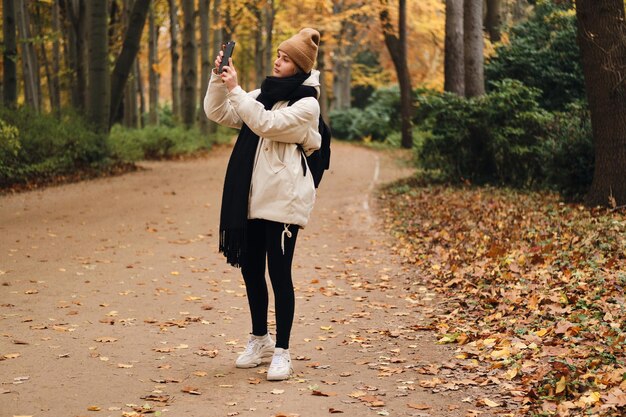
263, 2, 275, 80
485, 0, 501, 43
124, 70, 138, 128
253, 10, 264, 84
444, 0, 465, 96
181, 0, 197, 128
380, 0, 413, 148
16, 0, 41, 112
109, 0, 151, 129
576, 0, 626, 207
168, 0, 180, 119
121, 0, 136, 127
318, 30, 329, 123
208, 0, 221, 134
136, 58, 146, 127
51, 0, 62, 112
463, 0, 485, 97
59, 0, 87, 110
198, 0, 210, 133
86, 0, 110, 132
3, 0, 18, 108
33, 3, 57, 113
331, 2, 356, 110
148, 3, 159, 125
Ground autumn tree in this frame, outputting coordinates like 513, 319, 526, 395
380, 0, 413, 148
16, 0, 41, 112
86, 0, 110, 132
444, 0, 464, 95
109, 0, 151, 129
148, 2, 159, 125
199, 0, 210, 132
168, 0, 181, 118
463, 0, 484, 97
576, 0, 626, 206
181, 0, 197, 127
332, 1, 361, 110
3, 0, 18, 108
485, 0, 501, 42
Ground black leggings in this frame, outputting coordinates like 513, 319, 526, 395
241, 219, 299, 349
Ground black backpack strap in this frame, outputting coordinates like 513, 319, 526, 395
297, 144, 307, 177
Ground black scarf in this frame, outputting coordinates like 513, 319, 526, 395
219, 73, 317, 267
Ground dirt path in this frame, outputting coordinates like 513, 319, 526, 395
1, 142, 501, 417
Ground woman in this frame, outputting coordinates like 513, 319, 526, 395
204, 28, 322, 381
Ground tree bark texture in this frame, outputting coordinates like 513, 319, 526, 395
16, 0, 41, 112
59, 0, 87, 110
199, 0, 210, 132
444, 0, 465, 96
263, 2, 275, 81
485, 0, 502, 43
109, 0, 150, 129
463, 0, 485, 97
181, 0, 197, 128
86, 0, 110, 132
51, 0, 62, 112
208, 0, 221, 134
168, 0, 181, 119
3, 0, 18, 107
136, 58, 146, 127
34, 1, 56, 113
317, 30, 329, 123
148, 3, 159, 125
331, 1, 357, 110
576, 0, 626, 206
380, 0, 413, 149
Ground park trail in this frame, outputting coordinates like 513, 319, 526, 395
1, 142, 503, 417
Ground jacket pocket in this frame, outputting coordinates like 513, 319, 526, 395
261, 140, 287, 174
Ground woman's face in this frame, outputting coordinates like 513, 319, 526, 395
273, 50, 299, 78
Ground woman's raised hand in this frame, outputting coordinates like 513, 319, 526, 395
220, 57, 238, 91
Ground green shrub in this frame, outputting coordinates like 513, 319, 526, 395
330, 86, 402, 141
107, 124, 211, 161
418, 79, 553, 187
485, 1, 584, 111
544, 101, 594, 199
0, 107, 108, 186
329, 107, 363, 140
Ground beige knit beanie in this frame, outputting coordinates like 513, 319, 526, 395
278, 28, 320, 73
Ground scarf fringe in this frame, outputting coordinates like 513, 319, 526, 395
219, 228, 246, 268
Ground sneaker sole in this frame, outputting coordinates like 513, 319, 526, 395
235, 347, 274, 368
267, 368, 293, 381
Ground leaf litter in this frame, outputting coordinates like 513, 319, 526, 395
381, 180, 626, 416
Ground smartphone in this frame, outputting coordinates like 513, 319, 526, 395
219, 41, 236, 72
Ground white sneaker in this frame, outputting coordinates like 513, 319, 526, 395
267, 348, 293, 381
235, 334, 275, 368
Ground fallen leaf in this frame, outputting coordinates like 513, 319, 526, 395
95, 337, 118, 343
87, 405, 101, 411
479, 398, 500, 407
408, 403, 431, 410
3, 353, 20, 359
329, 408, 344, 413
182, 386, 201, 395
312, 390, 337, 397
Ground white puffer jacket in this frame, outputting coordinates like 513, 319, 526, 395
204, 71, 322, 228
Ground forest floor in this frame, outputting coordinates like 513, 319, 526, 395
1, 142, 514, 417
